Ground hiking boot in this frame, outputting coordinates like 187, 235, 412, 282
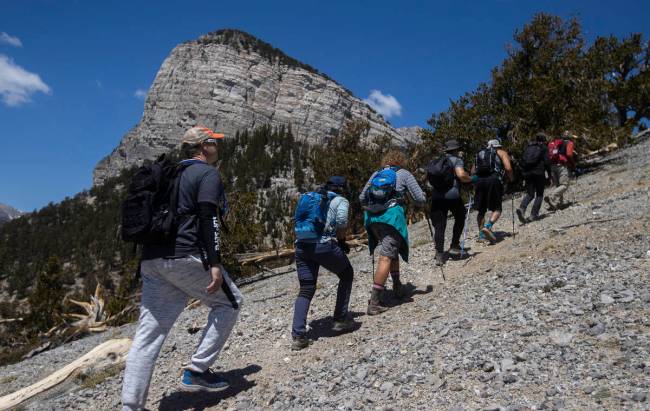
181, 369, 230, 392
544, 196, 556, 212
516, 208, 526, 224
332, 318, 357, 333
367, 288, 389, 316
481, 226, 497, 243
435, 251, 445, 266
527, 214, 540, 223
392, 279, 404, 299
448, 245, 461, 257
291, 335, 311, 351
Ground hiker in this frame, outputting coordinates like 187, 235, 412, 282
472, 139, 513, 243
360, 150, 426, 315
516, 132, 551, 223
427, 139, 477, 266
291, 176, 355, 350
122, 126, 243, 411
545, 131, 576, 211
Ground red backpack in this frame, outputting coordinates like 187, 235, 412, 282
548, 139, 566, 164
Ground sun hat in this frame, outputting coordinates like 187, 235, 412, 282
443, 139, 461, 152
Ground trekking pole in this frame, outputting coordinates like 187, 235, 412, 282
460, 195, 474, 258
511, 194, 516, 242
425, 212, 435, 241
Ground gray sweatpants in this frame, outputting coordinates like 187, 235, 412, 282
121, 256, 243, 411
548, 164, 570, 205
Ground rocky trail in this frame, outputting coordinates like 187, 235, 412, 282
2, 137, 650, 410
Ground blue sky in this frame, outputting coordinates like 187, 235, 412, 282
1, 0, 649, 211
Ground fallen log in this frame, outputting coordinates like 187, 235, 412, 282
584, 143, 618, 158
238, 248, 295, 265
22, 341, 51, 360
0, 317, 22, 324
0, 338, 132, 411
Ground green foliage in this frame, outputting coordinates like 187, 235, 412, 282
27, 256, 65, 331
424, 13, 650, 169
311, 120, 395, 232
220, 191, 264, 277
105, 259, 140, 320
219, 124, 309, 191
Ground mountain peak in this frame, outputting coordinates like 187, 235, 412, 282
194, 29, 327, 79
0, 203, 23, 225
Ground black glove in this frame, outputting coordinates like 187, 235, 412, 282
337, 238, 350, 254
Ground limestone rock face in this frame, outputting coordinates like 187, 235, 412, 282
94, 29, 405, 185
396, 126, 423, 144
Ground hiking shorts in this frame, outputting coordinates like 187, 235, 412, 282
369, 223, 402, 260
474, 175, 503, 213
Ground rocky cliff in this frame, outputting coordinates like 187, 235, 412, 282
94, 29, 407, 185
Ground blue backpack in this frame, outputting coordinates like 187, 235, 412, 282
294, 189, 337, 240
367, 166, 399, 205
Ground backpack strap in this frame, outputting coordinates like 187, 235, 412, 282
163, 162, 192, 237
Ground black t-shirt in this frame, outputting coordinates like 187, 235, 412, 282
142, 160, 224, 260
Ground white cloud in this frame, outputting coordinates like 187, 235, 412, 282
0, 54, 51, 106
363, 89, 402, 118
0, 32, 22, 48
134, 89, 147, 99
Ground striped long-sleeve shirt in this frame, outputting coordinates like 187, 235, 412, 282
359, 167, 426, 207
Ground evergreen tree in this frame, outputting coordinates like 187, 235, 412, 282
27, 256, 65, 331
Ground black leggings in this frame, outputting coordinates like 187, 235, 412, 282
519, 174, 545, 217
430, 197, 467, 253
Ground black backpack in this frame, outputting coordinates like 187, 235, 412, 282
121, 155, 190, 245
427, 155, 455, 192
521, 142, 545, 171
475, 147, 498, 177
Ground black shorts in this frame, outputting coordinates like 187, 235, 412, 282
474, 176, 503, 213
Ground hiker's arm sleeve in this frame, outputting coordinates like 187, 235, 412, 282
403, 171, 426, 207
359, 174, 374, 205
335, 198, 349, 229
197, 169, 224, 266
198, 202, 221, 266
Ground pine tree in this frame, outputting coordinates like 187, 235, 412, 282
27, 255, 65, 331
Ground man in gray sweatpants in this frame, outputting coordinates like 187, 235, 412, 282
122, 126, 243, 411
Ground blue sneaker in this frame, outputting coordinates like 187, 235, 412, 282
181, 369, 230, 392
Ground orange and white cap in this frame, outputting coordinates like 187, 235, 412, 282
181, 126, 225, 146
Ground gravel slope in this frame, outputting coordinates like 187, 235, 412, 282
2, 138, 649, 410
